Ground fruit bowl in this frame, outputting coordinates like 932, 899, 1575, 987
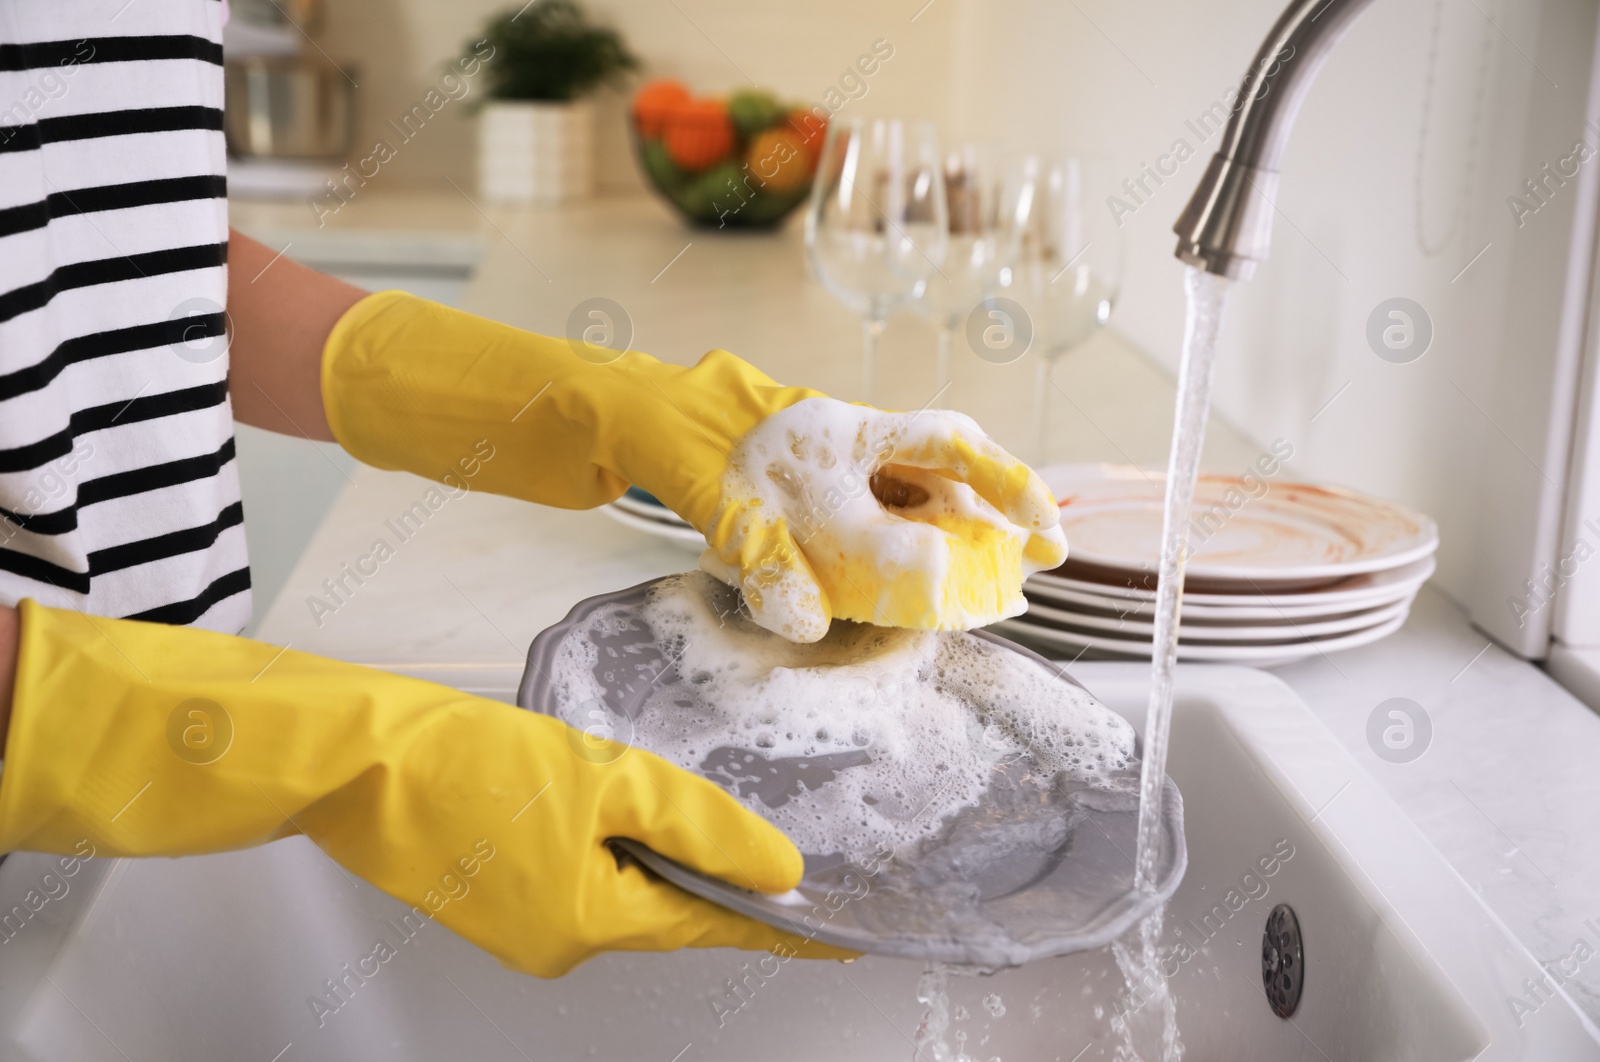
630, 81, 823, 229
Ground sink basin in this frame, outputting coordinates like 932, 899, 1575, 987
0, 664, 1593, 1060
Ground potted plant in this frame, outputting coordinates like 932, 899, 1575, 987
468, 0, 636, 205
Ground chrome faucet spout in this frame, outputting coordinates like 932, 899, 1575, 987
1173, 0, 1382, 279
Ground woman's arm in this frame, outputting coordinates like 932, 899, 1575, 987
225, 230, 366, 441
0, 606, 15, 755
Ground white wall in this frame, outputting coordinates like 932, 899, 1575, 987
944, 0, 1600, 654
316, 0, 954, 192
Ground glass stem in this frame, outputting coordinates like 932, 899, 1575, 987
935, 325, 952, 393
862, 316, 886, 404
1034, 354, 1051, 465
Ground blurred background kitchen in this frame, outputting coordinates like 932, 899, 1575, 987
222, 0, 1600, 707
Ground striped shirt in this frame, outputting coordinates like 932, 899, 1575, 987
0, 0, 250, 632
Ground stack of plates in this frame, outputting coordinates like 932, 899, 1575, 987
601, 487, 705, 552
995, 464, 1439, 668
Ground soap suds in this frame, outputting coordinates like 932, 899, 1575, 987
699, 398, 1070, 642
548, 572, 1133, 858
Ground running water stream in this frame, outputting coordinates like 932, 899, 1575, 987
1108, 266, 1234, 1062
908, 268, 1234, 1062
1134, 266, 1234, 890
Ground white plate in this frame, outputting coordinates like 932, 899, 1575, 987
1019, 595, 1411, 642
601, 503, 705, 552
991, 607, 1410, 667
1028, 555, 1435, 610
1023, 557, 1432, 619
1042, 464, 1438, 589
1023, 580, 1414, 621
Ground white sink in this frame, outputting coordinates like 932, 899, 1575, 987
0, 664, 1594, 1060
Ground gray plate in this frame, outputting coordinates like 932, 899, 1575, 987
518, 577, 1187, 968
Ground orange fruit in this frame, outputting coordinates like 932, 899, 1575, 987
632, 79, 691, 139
746, 128, 811, 192
786, 109, 827, 175
664, 99, 735, 172
787, 109, 827, 147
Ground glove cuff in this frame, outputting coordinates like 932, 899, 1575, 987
320, 290, 820, 528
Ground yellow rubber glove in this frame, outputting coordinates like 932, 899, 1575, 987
322, 291, 1067, 642
0, 601, 836, 977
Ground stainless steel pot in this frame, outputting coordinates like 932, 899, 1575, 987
223, 55, 355, 160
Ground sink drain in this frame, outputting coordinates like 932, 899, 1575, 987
1262, 903, 1303, 1018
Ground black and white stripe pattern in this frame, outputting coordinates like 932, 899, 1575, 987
0, 0, 249, 631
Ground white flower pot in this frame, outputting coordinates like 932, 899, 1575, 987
477, 99, 595, 205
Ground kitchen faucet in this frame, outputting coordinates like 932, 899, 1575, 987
1174, 0, 1381, 279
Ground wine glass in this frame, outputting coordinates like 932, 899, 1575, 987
805, 119, 948, 403
917, 144, 1013, 390
1003, 156, 1123, 462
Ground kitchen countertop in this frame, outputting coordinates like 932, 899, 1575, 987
245, 189, 1600, 1026
231, 189, 488, 269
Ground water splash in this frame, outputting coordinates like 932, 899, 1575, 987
1109, 910, 1184, 1062
912, 963, 1005, 1062
913, 963, 955, 1060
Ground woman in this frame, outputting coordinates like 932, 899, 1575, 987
0, 0, 1064, 982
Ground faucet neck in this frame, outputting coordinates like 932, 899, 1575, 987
1173, 0, 1382, 279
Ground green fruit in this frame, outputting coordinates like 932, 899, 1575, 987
675, 160, 739, 219
701, 161, 757, 222
739, 184, 807, 226
641, 138, 684, 191
727, 89, 783, 137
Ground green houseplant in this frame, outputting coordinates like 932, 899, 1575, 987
470, 0, 637, 204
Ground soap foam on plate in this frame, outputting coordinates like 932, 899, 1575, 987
548, 571, 1134, 859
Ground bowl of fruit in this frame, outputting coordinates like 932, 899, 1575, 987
630, 80, 824, 229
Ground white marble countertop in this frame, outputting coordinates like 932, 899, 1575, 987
250, 190, 1600, 1025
